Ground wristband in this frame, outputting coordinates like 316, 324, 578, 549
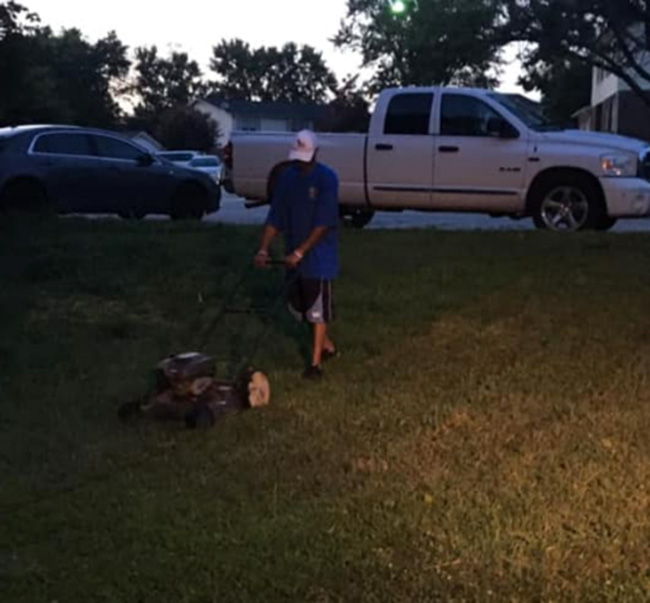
293, 250, 304, 260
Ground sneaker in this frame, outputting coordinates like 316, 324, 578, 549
302, 365, 323, 380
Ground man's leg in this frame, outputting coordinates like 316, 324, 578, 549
312, 323, 327, 367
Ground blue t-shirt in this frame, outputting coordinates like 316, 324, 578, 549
266, 163, 339, 279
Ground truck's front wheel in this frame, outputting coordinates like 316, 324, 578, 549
530, 173, 605, 232
340, 207, 374, 229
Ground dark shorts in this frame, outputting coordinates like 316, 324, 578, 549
287, 278, 334, 324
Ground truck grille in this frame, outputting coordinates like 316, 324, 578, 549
640, 149, 650, 181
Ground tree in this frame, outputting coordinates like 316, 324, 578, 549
519, 56, 593, 124
504, 0, 650, 110
210, 39, 337, 103
333, 0, 506, 93
41, 28, 130, 127
153, 106, 219, 153
0, 2, 129, 127
317, 75, 370, 132
132, 46, 207, 121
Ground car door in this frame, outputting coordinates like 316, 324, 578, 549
90, 134, 176, 215
432, 93, 528, 212
29, 132, 99, 213
366, 92, 435, 209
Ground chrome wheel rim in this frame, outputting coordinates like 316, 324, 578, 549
540, 186, 590, 231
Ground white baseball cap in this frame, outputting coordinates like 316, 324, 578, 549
288, 129, 318, 163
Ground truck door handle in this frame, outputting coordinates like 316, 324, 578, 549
439, 146, 459, 153
375, 144, 393, 151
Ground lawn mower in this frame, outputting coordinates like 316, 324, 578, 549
118, 262, 289, 429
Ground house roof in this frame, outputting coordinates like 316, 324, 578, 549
201, 97, 326, 121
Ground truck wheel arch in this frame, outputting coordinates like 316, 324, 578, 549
526, 167, 607, 231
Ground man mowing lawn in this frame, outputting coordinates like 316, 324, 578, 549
255, 130, 340, 380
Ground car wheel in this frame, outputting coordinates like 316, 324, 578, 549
340, 208, 374, 229
530, 174, 605, 232
0, 179, 50, 213
170, 183, 206, 220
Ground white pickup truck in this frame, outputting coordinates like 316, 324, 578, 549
226, 86, 650, 231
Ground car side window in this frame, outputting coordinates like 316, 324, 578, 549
384, 93, 434, 135
440, 94, 505, 137
93, 135, 147, 161
32, 133, 94, 156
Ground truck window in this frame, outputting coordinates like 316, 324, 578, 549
384, 93, 433, 135
440, 94, 504, 137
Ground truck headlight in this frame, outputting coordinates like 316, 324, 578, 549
601, 153, 637, 177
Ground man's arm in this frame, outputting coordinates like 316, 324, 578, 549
284, 226, 328, 268
255, 224, 280, 267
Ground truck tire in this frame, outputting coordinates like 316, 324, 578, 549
170, 183, 206, 220
340, 207, 374, 229
529, 173, 605, 232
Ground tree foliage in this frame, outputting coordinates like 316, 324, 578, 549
504, 0, 650, 108
153, 106, 219, 153
519, 56, 592, 124
333, 0, 506, 92
317, 75, 370, 132
210, 39, 337, 103
0, 2, 129, 127
132, 46, 206, 120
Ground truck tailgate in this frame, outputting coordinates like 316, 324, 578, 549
231, 132, 368, 207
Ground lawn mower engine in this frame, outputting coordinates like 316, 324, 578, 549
118, 352, 271, 429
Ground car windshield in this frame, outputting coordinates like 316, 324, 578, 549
488, 93, 561, 131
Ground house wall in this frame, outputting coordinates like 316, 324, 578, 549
617, 91, 650, 141
233, 117, 316, 132
591, 51, 650, 106
592, 68, 621, 106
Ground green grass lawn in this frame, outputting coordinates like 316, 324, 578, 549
2, 216, 650, 602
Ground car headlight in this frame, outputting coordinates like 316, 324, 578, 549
601, 153, 637, 177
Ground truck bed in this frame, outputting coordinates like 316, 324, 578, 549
231, 131, 368, 207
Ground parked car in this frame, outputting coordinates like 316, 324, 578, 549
227, 86, 650, 231
156, 150, 199, 167
187, 155, 223, 184
0, 126, 221, 219
157, 151, 223, 184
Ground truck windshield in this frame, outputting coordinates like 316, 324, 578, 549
488, 93, 562, 131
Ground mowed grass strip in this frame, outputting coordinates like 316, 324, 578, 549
1, 217, 650, 602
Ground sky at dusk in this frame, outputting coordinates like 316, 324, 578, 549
24, 0, 526, 93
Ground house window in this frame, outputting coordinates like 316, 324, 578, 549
290, 119, 310, 132
237, 117, 261, 131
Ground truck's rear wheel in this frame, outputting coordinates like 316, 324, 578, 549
340, 208, 374, 229
530, 174, 605, 232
